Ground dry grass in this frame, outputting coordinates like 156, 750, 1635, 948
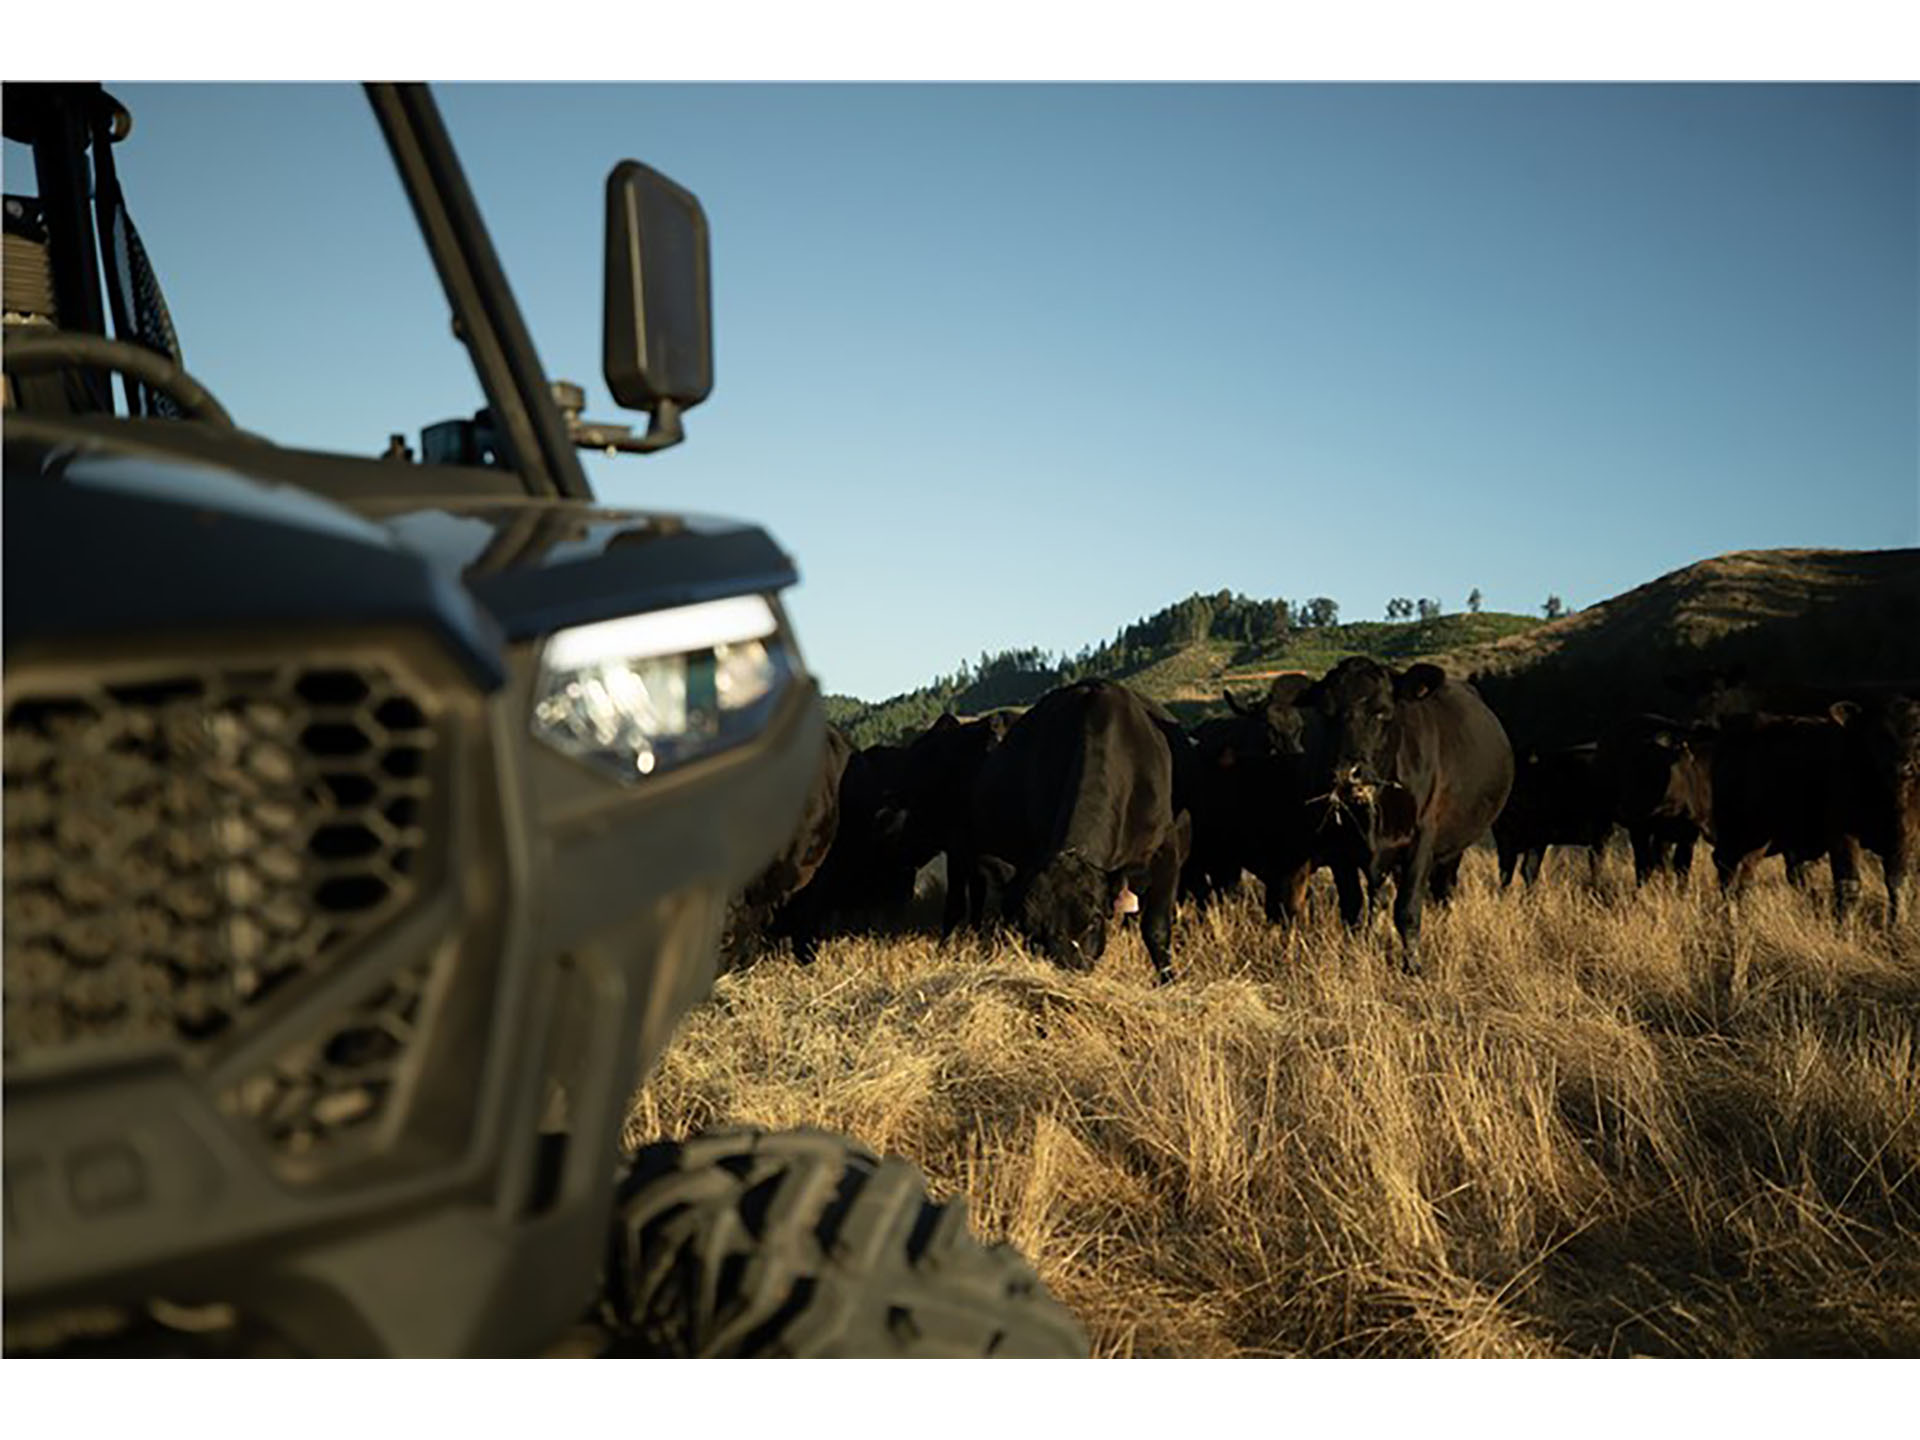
626, 850, 1920, 1357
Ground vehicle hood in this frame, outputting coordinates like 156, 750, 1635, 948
3, 443, 800, 690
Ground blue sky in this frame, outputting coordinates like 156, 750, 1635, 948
20, 82, 1916, 699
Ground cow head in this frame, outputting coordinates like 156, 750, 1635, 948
1611, 715, 1714, 824
1218, 674, 1315, 766
1844, 696, 1920, 821
1296, 658, 1442, 805
1013, 849, 1112, 971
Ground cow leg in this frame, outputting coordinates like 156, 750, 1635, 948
1261, 871, 1288, 924
1429, 854, 1463, 906
1393, 836, 1436, 976
1519, 847, 1544, 888
1332, 862, 1367, 930
1586, 840, 1607, 890
1497, 839, 1519, 889
1260, 854, 1310, 925
1630, 827, 1659, 886
1831, 838, 1862, 926
780, 884, 825, 967
1716, 844, 1762, 906
1671, 830, 1698, 888
1141, 814, 1190, 985
1280, 860, 1312, 926
941, 847, 975, 937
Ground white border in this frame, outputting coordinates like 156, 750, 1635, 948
4, 2, 1919, 82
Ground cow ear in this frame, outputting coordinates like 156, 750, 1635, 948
931, 713, 960, 733
1395, 663, 1444, 702
1830, 700, 1861, 727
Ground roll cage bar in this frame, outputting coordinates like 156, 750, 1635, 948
4, 81, 593, 502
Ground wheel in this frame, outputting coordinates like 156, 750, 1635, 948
600, 1126, 1089, 1357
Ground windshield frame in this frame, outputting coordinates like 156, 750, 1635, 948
4, 83, 595, 506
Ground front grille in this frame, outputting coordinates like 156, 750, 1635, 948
2, 661, 441, 1068
219, 950, 441, 1161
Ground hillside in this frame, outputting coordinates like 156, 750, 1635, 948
1461, 548, 1920, 746
828, 610, 1544, 744
826, 548, 1920, 747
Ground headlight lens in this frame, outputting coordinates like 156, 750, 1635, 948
532, 595, 795, 781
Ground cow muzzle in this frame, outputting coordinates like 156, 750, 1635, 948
1335, 766, 1380, 807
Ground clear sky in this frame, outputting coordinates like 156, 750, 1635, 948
17, 82, 1917, 699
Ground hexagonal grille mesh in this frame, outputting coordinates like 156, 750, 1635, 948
3, 663, 440, 1065
219, 953, 439, 1160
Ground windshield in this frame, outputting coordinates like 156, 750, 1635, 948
3, 84, 487, 456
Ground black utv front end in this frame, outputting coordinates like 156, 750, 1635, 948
1, 440, 824, 1355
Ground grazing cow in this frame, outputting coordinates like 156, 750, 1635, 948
965, 680, 1191, 983
723, 725, 854, 967
1291, 658, 1514, 974
1711, 697, 1920, 924
1599, 715, 1715, 885
1494, 742, 1614, 887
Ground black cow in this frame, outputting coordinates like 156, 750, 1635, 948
964, 680, 1191, 983
1842, 695, 1920, 926
1710, 709, 1857, 915
723, 725, 854, 968
865, 711, 1015, 935
774, 739, 921, 958
1598, 715, 1714, 885
1180, 713, 1256, 905
1711, 697, 1920, 924
1181, 675, 1322, 921
1494, 742, 1613, 888
1291, 658, 1514, 973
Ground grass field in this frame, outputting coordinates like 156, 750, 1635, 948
627, 851, 1920, 1357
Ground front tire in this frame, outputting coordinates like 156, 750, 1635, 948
600, 1127, 1088, 1357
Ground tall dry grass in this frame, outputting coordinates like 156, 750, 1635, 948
626, 850, 1920, 1357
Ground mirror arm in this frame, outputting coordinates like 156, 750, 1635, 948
630, 398, 685, 454
563, 398, 684, 456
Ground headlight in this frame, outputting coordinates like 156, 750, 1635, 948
532, 594, 796, 781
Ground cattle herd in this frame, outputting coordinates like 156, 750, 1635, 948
728, 661, 1920, 980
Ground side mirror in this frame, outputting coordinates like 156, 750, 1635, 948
604, 160, 713, 452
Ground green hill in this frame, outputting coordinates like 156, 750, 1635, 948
825, 604, 1544, 746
